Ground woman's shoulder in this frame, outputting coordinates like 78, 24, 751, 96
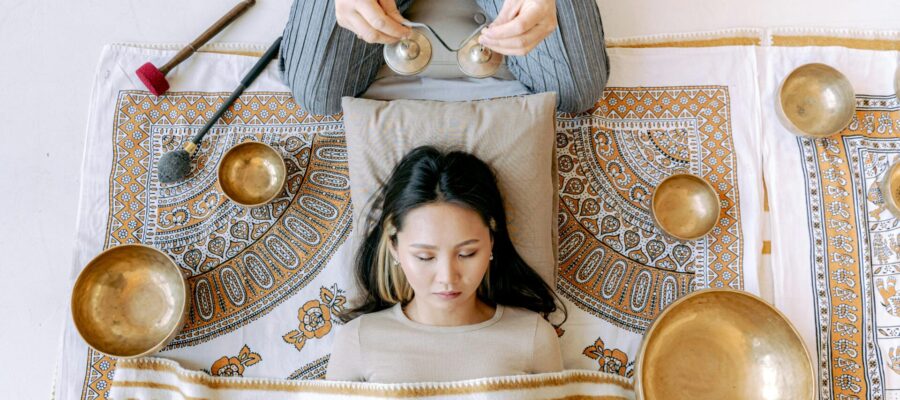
498, 306, 550, 329
342, 305, 399, 331
499, 306, 557, 335
499, 305, 543, 321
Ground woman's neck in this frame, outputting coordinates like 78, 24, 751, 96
402, 296, 496, 326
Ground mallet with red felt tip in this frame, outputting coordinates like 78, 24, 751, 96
136, 0, 256, 96
157, 36, 282, 184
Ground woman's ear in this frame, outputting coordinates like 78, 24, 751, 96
388, 240, 400, 261
487, 217, 497, 246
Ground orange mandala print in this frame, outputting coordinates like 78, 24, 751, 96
104, 91, 350, 347
209, 345, 262, 377
283, 284, 346, 352
556, 87, 743, 332
798, 96, 900, 400
80, 91, 348, 400
583, 337, 634, 378
288, 355, 330, 380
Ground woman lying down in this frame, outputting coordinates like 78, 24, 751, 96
326, 146, 566, 383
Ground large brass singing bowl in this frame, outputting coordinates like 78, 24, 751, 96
651, 173, 720, 241
218, 141, 286, 207
636, 289, 814, 400
71, 244, 188, 358
777, 63, 855, 138
882, 161, 900, 217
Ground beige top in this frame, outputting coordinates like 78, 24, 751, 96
326, 304, 563, 383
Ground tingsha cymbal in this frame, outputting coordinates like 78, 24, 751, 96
456, 34, 502, 78
384, 29, 432, 76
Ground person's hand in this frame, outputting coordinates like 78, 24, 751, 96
335, 0, 412, 44
478, 0, 557, 56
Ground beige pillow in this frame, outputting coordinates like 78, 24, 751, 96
342, 93, 558, 284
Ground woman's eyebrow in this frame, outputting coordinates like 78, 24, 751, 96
409, 239, 480, 249
455, 239, 480, 247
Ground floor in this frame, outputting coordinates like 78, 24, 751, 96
0, 0, 897, 397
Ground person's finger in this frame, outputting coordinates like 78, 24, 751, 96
335, 1, 352, 29
480, 22, 549, 55
356, 0, 410, 39
480, 44, 528, 56
482, 7, 543, 39
480, 24, 551, 56
492, 0, 522, 25
347, 12, 397, 44
379, 0, 411, 28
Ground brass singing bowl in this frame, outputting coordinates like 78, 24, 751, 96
882, 160, 900, 217
651, 174, 720, 241
636, 289, 814, 400
777, 63, 855, 138
217, 141, 286, 207
71, 244, 188, 358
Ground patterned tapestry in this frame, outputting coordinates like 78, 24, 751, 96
556, 86, 743, 334
797, 99, 900, 398
553, 45, 764, 373
762, 45, 900, 400
77, 89, 353, 398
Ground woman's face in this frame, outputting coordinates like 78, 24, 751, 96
390, 202, 493, 315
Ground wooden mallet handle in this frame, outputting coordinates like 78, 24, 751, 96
159, 0, 256, 75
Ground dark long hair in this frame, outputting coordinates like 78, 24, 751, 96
340, 146, 565, 325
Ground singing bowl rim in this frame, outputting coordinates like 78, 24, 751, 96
217, 141, 287, 208
70, 243, 189, 358
881, 160, 900, 218
650, 173, 721, 241
776, 62, 856, 138
634, 288, 814, 400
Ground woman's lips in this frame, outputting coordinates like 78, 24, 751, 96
434, 291, 461, 300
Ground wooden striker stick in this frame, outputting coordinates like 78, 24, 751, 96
159, 0, 256, 75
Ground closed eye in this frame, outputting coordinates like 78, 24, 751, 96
415, 256, 434, 261
460, 251, 477, 258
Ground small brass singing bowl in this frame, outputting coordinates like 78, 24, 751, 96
636, 289, 814, 400
777, 63, 855, 138
71, 244, 188, 358
217, 141, 286, 207
651, 174, 720, 241
881, 161, 900, 218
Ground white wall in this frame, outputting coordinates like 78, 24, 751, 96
0, 0, 896, 397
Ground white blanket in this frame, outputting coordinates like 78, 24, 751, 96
109, 357, 633, 400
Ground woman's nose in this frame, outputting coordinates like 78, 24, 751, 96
435, 257, 461, 284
